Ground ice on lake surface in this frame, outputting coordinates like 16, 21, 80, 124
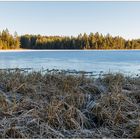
0, 50, 140, 76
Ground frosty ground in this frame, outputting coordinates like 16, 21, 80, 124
0, 69, 140, 138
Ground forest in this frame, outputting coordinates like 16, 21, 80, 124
1, 29, 140, 49
0, 29, 20, 49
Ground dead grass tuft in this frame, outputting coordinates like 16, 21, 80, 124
0, 70, 139, 138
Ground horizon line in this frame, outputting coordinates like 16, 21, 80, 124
0, 28, 139, 41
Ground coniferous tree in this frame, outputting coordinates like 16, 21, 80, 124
1, 28, 140, 50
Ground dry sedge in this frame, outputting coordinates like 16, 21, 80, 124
0, 69, 139, 138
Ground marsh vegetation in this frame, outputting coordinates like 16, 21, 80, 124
0, 69, 140, 138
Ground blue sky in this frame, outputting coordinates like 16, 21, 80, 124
0, 1, 140, 39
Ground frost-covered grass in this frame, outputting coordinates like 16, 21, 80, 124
0, 70, 140, 138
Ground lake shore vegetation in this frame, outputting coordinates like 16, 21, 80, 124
1, 29, 140, 50
0, 69, 140, 138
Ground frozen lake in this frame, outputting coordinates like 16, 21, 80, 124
0, 50, 140, 76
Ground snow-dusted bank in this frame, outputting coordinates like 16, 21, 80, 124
0, 49, 140, 52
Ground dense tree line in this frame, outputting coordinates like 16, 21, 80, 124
20, 33, 140, 49
0, 29, 20, 49
1, 29, 140, 49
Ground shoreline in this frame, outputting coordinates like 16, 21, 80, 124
0, 49, 140, 52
